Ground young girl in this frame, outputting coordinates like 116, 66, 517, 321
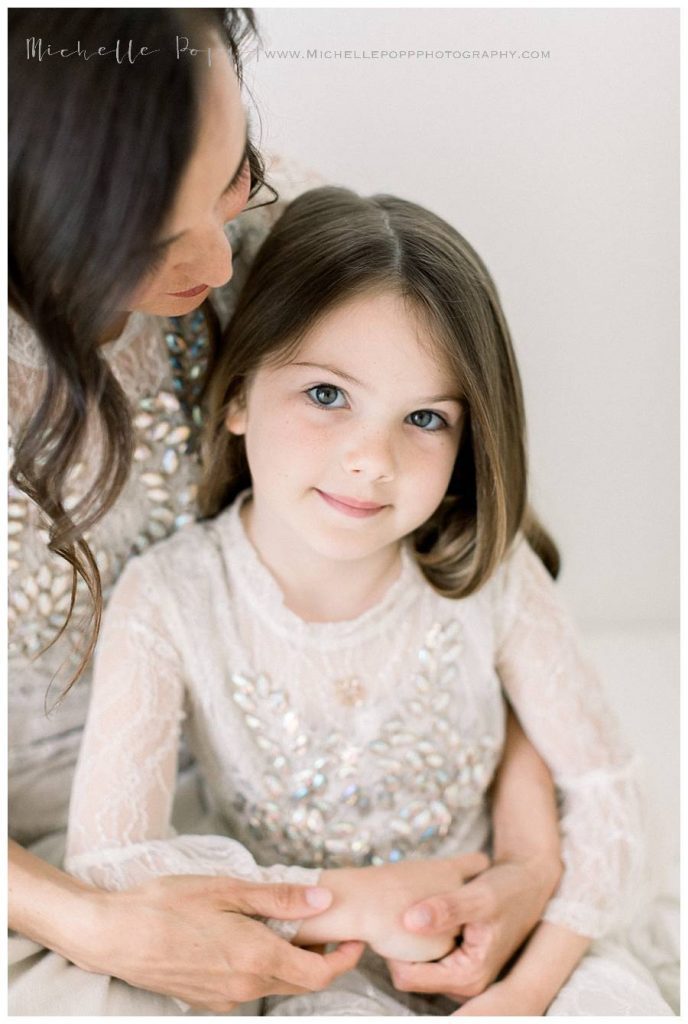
65, 187, 671, 1015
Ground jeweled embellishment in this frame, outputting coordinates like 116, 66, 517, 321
230, 619, 500, 869
333, 676, 366, 707
8, 312, 211, 666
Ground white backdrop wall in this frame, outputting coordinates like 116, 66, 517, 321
244, 7, 679, 631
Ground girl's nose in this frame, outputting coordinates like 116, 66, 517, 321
341, 427, 396, 482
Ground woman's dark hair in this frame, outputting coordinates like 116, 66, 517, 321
201, 186, 559, 595
9, 8, 263, 694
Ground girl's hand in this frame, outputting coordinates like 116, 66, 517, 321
296, 852, 490, 963
79, 874, 364, 1013
387, 853, 561, 1000
452, 976, 547, 1016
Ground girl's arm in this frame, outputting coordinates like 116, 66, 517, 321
386, 707, 563, 1000
65, 555, 319, 908
61, 554, 370, 1008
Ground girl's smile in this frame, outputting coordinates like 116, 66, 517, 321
315, 489, 390, 518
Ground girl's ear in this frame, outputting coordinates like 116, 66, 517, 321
225, 394, 247, 436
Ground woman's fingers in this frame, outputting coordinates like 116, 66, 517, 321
403, 882, 486, 934
263, 937, 365, 993
387, 957, 454, 995
388, 946, 489, 1001
321, 939, 366, 976
456, 851, 491, 879
238, 941, 365, 1003
217, 877, 333, 919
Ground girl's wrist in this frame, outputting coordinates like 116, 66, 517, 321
295, 863, 456, 961
294, 867, 373, 946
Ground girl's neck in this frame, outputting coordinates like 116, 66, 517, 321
240, 498, 403, 624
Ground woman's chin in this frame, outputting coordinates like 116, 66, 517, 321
129, 289, 210, 317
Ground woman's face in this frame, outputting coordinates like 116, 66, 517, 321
127, 38, 250, 317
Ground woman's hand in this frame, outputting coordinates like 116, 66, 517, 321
387, 852, 562, 1000
76, 874, 364, 1013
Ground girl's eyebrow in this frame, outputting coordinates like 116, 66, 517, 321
290, 361, 461, 405
156, 136, 250, 249
290, 361, 365, 388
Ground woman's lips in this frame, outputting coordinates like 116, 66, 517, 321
167, 283, 209, 298
316, 489, 388, 518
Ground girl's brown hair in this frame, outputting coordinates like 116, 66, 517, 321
201, 186, 559, 595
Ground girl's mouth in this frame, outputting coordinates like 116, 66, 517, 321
316, 489, 388, 518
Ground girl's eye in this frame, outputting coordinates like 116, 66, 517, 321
305, 385, 347, 408
407, 409, 447, 431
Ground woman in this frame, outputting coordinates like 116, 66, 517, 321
8, 8, 561, 1015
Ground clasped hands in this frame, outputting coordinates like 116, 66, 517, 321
297, 848, 563, 1011
93, 849, 560, 1014
385, 851, 563, 1013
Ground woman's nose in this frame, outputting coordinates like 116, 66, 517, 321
340, 426, 396, 482
180, 225, 233, 289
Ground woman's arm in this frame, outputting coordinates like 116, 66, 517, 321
447, 538, 642, 1013
9, 838, 362, 1012
453, 922, 590, 1016
9, 839, 101, 961
491, 703, 562, 870
496, 540, 643, 939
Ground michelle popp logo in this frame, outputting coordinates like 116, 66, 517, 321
25, 36, 214, 66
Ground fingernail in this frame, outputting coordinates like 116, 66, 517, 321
306, 886, 332, 909
405, 906, 432, 929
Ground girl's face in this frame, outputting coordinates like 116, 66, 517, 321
227, 290, 464, 567
128, 38, 250, 317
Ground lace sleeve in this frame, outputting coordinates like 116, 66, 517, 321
494, 540, 644, 939
64, 554, 318, 940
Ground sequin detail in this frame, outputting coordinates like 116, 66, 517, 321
333, 676, 366, 707
8, 310, 213, 666
231, 619, 500, 867
164, 309, 211, 452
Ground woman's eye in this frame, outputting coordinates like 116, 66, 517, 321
408, 409, 447, 431
305, 385, 347, 408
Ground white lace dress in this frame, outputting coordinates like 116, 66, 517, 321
62, 494, 673, 1015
